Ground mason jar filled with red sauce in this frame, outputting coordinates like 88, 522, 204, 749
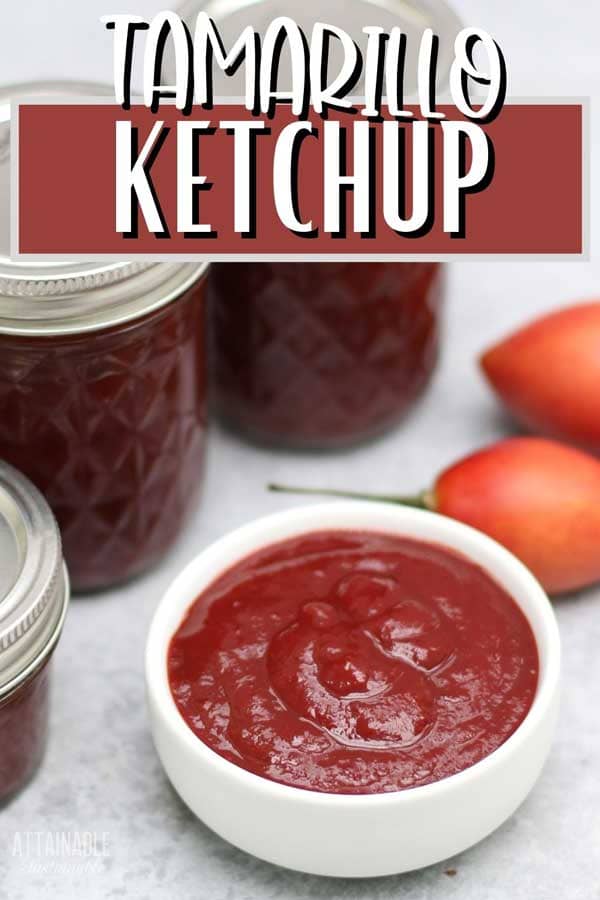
0, 460, 69, 805
175, 0, 458, 448
210, 263, 444, 447
0, 84, 209, 591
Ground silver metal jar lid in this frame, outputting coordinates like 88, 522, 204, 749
0, 460, 69, 700
0, 81, 208, 336
175, 0, 462, 99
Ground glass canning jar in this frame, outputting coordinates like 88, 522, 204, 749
0, 83, 209, 590
0, 460, 69, 805
177, 0, 458, 448
209, 262, 444, 447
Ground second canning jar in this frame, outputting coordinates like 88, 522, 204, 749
0, 84, 209, 591
0, 460, 69, 804
210, 263, 444, 447
176, 0, 459, 448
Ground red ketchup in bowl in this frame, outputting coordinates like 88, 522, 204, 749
168, 531, 539, 795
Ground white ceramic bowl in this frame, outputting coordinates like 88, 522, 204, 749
145, 502, 561, 878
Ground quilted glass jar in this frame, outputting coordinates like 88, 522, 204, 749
209, 262, 444, 448
0, 460, 69, 804
0, 84, 209, 591
176, 0, 456, 449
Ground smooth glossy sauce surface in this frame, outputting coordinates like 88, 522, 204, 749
168, 531, 539, 794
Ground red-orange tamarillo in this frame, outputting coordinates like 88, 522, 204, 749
269, 437, 600, 595
480, 302, 600, 449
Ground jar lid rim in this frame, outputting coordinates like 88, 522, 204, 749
0, 260, 208, 335
178, 0, 462, 29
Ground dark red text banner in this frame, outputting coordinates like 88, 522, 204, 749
16, 103, 583, 257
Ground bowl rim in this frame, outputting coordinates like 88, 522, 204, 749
145, 501, 561, 808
